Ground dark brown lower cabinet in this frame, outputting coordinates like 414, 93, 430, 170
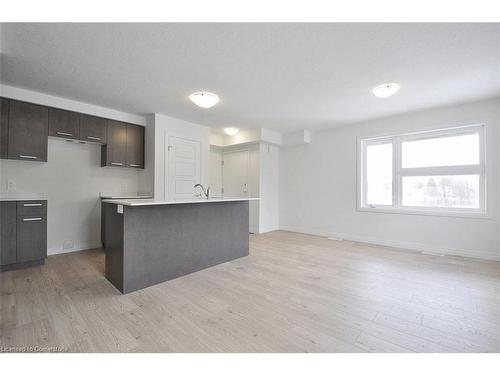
0, 202, 17, 266
0, 200, 47, 271
17, 216, 47, 263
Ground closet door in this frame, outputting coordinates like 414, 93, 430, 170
222, 149, 249, 197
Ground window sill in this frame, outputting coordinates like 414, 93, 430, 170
357, 206, 491, 220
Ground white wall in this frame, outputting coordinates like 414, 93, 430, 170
209, 146, 223, 196
0, 140, 141, 255
280, 98, 500, 261
152, 113, 210, 200
259, 143, 280, 233
248, 144, 261, 233
137, 114, 156, 196
0, 85, 150, 255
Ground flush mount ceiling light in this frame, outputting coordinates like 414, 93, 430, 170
189, 91, 219, 108
224, 127, 239, 136
372, 83, 400, 98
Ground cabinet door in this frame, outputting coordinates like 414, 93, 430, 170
8, 100, 49, 162
126, 124, 144, 168
0, 98, 9, 159
49, 108, 80, 139
16, 215, 47, 263
0, 202, 17, 266
80, 114, 107, 143
103, 120, 127, 167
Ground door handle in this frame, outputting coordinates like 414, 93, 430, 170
111, 162, 123, 166
23, 203, 42, 207
19, 155, 37, 159
86, 136, 101, 141
129, 164, 141, 167
57, 131, 73, 136
23, 217, 42, 221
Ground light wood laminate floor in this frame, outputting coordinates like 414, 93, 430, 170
1, 231, 499, 352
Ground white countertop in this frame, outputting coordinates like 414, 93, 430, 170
99, 192, 153, 199
102, 197, 261, 206
0, 196, 47, 201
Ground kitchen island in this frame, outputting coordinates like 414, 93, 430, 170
101, 197, 259, 293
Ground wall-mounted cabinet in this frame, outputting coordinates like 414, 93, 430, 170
7, 100, 49, 162
101, 120, 144, 168
125, 124, 145, 168
0, 97, 145, 168
49, 107, 80, 140
80, 114, 107, 143
102, 120, 127, 167
0, 98, 9, 159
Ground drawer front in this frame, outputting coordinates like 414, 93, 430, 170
16, 215, 47, 262
16, 200, 47, 216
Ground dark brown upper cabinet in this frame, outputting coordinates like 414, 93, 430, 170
0, 98, 9, 159
49, 108, 80, 140
102, 119, 127, 167
8, 100, 49, 162
126, 124, 145, 168
1, 97, 145, 167
79, 114, 107, 143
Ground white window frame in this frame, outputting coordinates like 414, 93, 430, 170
357, 124, 487, 218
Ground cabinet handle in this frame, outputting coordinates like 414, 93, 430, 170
57, 132, 73, 136
23, 203, 42, 207
20, 155, 37, 159
23, 217, 42, 221
111, 162, 123, 166
129, 164, 141, 167
87, 136, 101, 140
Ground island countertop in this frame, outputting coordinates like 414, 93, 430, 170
102, 197, 261, 206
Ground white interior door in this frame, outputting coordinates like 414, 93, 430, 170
222, 149, 249, 197
168, 136, 201, 200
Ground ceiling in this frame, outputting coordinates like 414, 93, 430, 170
1, 23, 499, 133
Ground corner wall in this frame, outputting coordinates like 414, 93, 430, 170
0, 85, 148, 255
279, 98, 500, 260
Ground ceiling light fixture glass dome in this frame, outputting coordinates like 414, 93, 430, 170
189, 92, 219, 108
224, 127, 239, 136
372, 83, 400, 98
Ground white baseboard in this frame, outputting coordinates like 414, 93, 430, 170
279, 225, 500, 262
48, 241, 102, 256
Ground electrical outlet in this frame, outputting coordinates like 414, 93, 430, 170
63, 240, 74, 250
7, 180, 16, 192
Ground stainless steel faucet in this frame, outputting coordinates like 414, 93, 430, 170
194, 184, 210, 199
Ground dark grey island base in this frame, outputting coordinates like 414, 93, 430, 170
103, 200, 250, 294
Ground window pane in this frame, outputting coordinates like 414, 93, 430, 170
402, 133, 479, 168
402, 175, 480, 208
366, 143, 392, 205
